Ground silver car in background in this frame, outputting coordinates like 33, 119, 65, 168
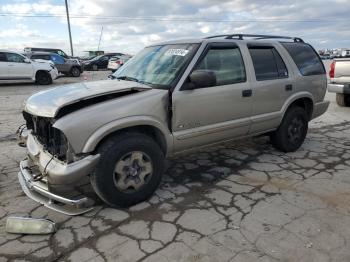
108, 54, 132, 72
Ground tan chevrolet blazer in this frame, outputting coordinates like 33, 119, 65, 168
17, 34, 329, 215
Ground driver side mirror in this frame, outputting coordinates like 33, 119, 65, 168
182, 70, 217, 90
24, 58, 31, 63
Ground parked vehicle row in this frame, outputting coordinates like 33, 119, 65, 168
0, 50, 58, 85
83, 53, 124, 71
26, 52, 83, 77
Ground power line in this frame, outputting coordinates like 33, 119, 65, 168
0, 12, 341, 23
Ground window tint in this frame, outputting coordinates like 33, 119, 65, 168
249, 47, 288, 81
196, 47, 246, 86
6, 53, 25, 63
31, 55, 51, 60
51, 54, 65, 64
282, 43, 325, 76
0, 52, 7, 62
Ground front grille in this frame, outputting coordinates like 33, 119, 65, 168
23, 111, 68, 161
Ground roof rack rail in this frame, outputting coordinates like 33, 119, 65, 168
205, 34, 304, 43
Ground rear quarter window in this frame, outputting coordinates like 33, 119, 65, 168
282, 43, 325, 76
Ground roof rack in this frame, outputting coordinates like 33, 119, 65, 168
204, 34, 304, 43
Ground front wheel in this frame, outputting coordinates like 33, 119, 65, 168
90, 133, 165, 207
70, 67, 81, 77
35, 71, 52, 85
270, 106, 308, 152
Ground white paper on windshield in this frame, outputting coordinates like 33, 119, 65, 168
165, 49, 189, 56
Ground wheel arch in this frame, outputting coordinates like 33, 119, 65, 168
82, 117, 173, 156
282, 92, 314, 121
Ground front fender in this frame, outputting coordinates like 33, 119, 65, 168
81, 116, 174, 155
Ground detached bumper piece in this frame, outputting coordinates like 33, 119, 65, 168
19, 159, 94, 216
6, 216, 57, 235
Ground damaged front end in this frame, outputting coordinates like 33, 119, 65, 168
17, 112, 99, 215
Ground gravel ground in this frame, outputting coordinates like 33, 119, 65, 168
1, 66, 350, 262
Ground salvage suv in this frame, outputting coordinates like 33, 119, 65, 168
18, 34, 329, 215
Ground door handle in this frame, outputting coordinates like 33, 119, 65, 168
285, 84, 293, 91
242, 89, 252, 97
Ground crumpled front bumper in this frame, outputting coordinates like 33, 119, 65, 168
18, 159, 94, 215
17, 128, 100, 215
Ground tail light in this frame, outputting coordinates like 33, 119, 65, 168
329, 61, 336, 78
116, 60, 122, 65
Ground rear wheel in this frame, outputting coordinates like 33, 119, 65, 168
336, 93, 350, 107
270, 106, 308, 152
91, 132, 165, 207
70, 67, 81, 77
35, 71, 52, 85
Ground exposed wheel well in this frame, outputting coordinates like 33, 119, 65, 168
95, 125, 167, 155
288, 97, 313, 120
35, 70, 49, 77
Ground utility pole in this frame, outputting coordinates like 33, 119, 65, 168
97, 26, 103, 51
65, 0, 74, 56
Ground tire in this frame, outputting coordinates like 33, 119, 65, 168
70, 67, 81, 77
336, 93, 350, 107
35, 71, 52, 85
270, 106, 308, 152
92, 64, 98, 71
91, 132, 165, 207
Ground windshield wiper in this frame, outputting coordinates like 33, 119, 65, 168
116, 76, 139, 82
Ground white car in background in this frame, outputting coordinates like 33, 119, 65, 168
0, 50, 58, 85
107, 54, 132, 72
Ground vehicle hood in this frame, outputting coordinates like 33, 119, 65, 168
24, 80, 152, 118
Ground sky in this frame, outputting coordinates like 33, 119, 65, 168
0, 0, 349, 56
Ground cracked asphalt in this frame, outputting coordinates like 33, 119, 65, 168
1, 68, 350, 262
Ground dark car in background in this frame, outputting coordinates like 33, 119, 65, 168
83, 53, 124, 70
27, 52, 83, 77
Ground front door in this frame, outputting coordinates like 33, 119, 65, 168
6, 52, 32, 78
172, 43, 252, 152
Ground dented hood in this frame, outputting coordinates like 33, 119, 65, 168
24, 80, 152, 118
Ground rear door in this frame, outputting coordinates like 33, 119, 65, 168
0, 52, 9, 78
172, 42, 252, 152
50, 54, 67, 72
6, 52, 32, 78
246, 44, 292, 134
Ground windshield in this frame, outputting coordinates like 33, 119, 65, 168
113, 44, 199, 89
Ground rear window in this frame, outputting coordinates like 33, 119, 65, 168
282, 43, 325, 76
248, 46, 288, 81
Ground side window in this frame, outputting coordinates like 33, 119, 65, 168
195, 47, 246, 86
0, 52, 7, 62
6, 53, 25, 63
51, 54, 65, 64
248, 46, 288, 81
57, 50, 67, 58
282, 43, 325, 76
